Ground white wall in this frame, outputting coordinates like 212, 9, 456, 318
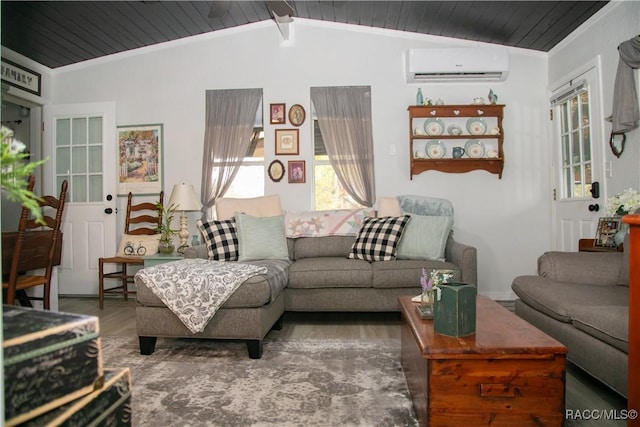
46, 19, 552, 299
549, 0, 640, 197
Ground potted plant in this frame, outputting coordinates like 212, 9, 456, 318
155, 201, 178, 254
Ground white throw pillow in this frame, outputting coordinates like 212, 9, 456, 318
116, 234, 161, 256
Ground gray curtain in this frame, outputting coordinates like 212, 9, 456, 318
310, 86, 376, 207
612, 35, 640, 133
200, 88, 262, 217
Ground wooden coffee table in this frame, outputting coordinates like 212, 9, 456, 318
399, 295, 567, 426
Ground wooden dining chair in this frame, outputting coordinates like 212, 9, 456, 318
98, 192, 163, 309
3, 176, 68, 310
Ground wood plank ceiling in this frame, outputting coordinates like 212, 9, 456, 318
1, 1, 608, 69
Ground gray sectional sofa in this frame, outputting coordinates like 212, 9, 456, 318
511, 239, 629, 397
135, 196, 477, 359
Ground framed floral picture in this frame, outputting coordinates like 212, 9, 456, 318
595, 216, 621, 248
288, 160, 305, 183
275, 129, 299, 155
117, 123, 163, 195
270, 103, 286, 125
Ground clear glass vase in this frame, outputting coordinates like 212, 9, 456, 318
418, 289, 434, 319
158, 239, 175, 254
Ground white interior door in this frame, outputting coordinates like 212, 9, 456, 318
552, 65, 605, 251
43, 102, 117, 296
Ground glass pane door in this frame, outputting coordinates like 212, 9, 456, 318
559, 91, 592, 199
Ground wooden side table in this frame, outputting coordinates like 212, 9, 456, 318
142, 253, 183, 267
578, 238, 623, 252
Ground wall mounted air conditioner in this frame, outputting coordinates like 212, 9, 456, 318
406, 47, 509, 82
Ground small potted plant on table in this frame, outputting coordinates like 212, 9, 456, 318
156, 201, 178, 254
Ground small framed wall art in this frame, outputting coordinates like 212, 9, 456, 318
288, 104, 306, 126
275, 129, 299, 155
270, 103, 286, 125
288, 160, 306, 183
594, 216, 621, 248
268, 160, 285, 182
117, 123, 163, 195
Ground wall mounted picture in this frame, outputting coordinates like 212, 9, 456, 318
117, 123, 163, 195
288, 160, 305, 183
275, 129, 299, 155
270, 103, 286, 125
288, 104, 306, 126
595, 216, 621, 248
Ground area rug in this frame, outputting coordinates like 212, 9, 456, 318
100, 336, 418, 427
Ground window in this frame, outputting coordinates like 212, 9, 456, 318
313, 118, 362, 210
554, 82, 592, 199
220, 101, 264, 199
222, 128, 264, 199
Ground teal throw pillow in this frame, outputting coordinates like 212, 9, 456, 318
235, 213, 289, 262
396, 213, 453, 261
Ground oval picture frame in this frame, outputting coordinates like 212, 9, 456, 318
268, 159, 285, 182
288, 104, 306, 127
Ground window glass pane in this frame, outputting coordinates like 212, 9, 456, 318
580, 92, 589, 127
570, 98, 579, 130
561, 135, 570, 166
571, 130, 580, 164
560, 106, 568, 133
314, 164, 361, 210
573, 165, 583, 197
89, 175, 102, 202
56, 119, 70, 146
56, 147, 70, 174
88, 146, 102, 173
88, 117, 102, 145
72, 176, 87, 202
582, 128, 591, 162
72, 118, 87, 146
224, 165, 264, 198
564, 167, 572, 198
72, 146, 87, 173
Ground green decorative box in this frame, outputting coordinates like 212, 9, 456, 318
433, 282, 477, 337
23, 368, 132, 427
3, 305, 103, 426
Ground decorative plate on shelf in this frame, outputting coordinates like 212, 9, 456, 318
447, 124, 463, 136
466, 118, 487, 135
424, 118, 445, 136
426, 140, 446, 159
465, 139, 486, 158
268, 160, 285, 182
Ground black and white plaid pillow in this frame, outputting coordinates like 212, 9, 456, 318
197, 219, 239, 261
348, 215, 410, 261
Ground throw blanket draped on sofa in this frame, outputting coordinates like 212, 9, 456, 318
135, 259, 267, 333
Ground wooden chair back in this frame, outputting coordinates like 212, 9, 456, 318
124, 191, 164, 235
4, 176, 68, 309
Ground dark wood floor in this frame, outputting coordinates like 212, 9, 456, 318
59, 297, 628, 427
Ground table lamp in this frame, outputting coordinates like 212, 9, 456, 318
168, 183, 202, 254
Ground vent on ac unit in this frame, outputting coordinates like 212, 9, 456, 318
406, 47, 509, 83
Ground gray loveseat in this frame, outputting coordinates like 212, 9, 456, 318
135, 197, 477, 359
511, 241, 629, 397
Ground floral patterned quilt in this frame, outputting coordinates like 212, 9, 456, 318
135, 258, 267, 333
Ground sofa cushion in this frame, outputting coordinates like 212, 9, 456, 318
348, 216, 410, 261
196, 219, 238, 261
287, 257, 372, 289
538, 251, 624, 286
396, 214, 452, 261
235, 213, 289, 262
398, 195, 454, 217
215, 194, 282, 220
116, 233, 160, 256
512, 277, 629, 323
284, 208, 373, 238
571, 304, 629, 353
372, 260, 460, 289
293, 236, 355, 260
377, 196, 401, 217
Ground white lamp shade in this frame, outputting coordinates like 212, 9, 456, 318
168, 183, 201, 211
